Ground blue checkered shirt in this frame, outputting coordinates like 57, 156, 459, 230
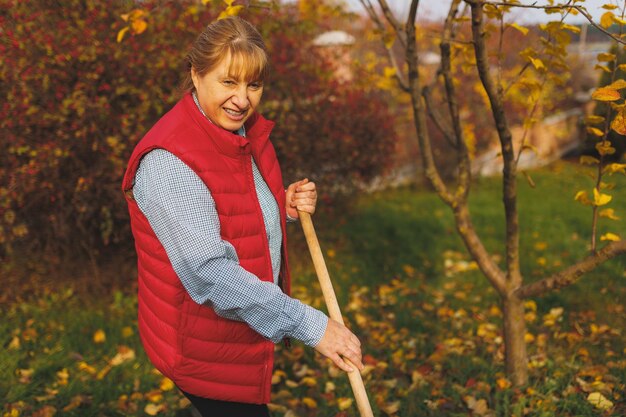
132, 105, 327, 347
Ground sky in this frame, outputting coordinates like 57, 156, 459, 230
344, 0, 623, 24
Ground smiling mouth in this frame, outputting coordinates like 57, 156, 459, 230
224, 108, 247, 117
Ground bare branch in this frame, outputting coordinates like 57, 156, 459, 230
441, 0, 471, 201
422, 86, 457, 147
454, 204, 508, 296
378, 0, 407, 48
516, 240, 626, 299
485, 1, 626, 45
468, 0, 521, 284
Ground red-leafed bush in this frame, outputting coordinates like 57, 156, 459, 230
0, 0, 396, 268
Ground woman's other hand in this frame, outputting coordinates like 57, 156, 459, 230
286, 178, 317, 219
314, 319, 364, 373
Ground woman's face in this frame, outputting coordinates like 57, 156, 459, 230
191, 56, 263, 132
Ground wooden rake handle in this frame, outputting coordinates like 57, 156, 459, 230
298, 211, 374, 417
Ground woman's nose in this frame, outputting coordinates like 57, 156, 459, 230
231, 86, 248, 108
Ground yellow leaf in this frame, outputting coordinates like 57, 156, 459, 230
619, 64, 626, 71
591, 87, 621, 101
302, 397, 317, 409
201, 0, 210, 4
218, 5, 244, 19
131, 19, 147, 35
562, 23, 580, 33
145, 390, 163, 403
144, 403, 164, 416
224, 0, 235, 6
611, 110, 626, 135
508, 23, 529, 35
117, 27, 129, 43
602, 4, 619, 10
300, 376, 317, 387
110, 345, 135, 366
8, 335, 20, 350
595, 64, 611, 73
529, 57, 545, 70
614, 15, 626, 25
600, 11, 615, 29
599, 208, 620, 220
121, 326, 133, 338
597, 52, 616, 62
78, 361, 97, 375
608, 79, 626, 90
579, 155, 599, 165
587, 392, 614, 410
596, 141, 616, 156
383, 31, 396, 49
574, 190, 591, 206
383, 66, 397, 78
604, 163, 626, 174
337, 397, 353, 411
93, 329, 106, 343
587, 127, 604, 137
585, 115, 605, 125
381, 401, 401, 414
600, 233, 621, 242
159, 377, 174, 391
593, 188, 612, 206
496, 377, 511, 390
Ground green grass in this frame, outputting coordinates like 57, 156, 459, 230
2, 161, 625, 416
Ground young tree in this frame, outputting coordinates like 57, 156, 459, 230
359, 0, 626, 386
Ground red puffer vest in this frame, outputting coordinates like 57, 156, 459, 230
122, 93, 291, 404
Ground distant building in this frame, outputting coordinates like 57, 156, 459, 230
313, 30, 356, 83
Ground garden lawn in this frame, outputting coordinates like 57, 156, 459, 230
2, 161, 625, 417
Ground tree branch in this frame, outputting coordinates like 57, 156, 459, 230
485, 1, 626, 45
516, 240, 626, 299
404, 0, 456, 205
422, 86, 457, 147
378, 0, 407, 48
359, 0, 409, 91
454, 204, 508, 296
441, 0, 471, 202
468, 0, 521, 285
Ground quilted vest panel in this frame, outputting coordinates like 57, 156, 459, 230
122, 93, 291, 404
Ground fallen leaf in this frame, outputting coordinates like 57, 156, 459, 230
587, 392, 614, 410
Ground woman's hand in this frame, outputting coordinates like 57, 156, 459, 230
315, 319, 364, 373
286, 178, 317, 219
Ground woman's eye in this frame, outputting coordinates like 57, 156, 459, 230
222, 79, 236, 86
249, 83, 262, 90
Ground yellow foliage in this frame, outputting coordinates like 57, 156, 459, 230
610, 110, 626, 135
337, 397, 353, 411
575, 190, 591, 206
116, 27, 129, 43
600, 12, 615, 29
591, 87, 620, 101
604, 163, 626, 175
579, 155, 599, 165
600, 233, 620, 242
599, 208, 620, 220
587, 392, 614, 410
593, 188, 612, 206
608, 79, 626, 90
508, 23, 528, 35
584, 115, 605, 125
596, 141, 616, 156
159, 377, 174, 391
302, 397, 318, 409
144, 403, 165, 416
93, 329, 106, 343
597, 52, 616, 62
586, 127, 604, 137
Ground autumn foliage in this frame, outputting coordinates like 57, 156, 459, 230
0, 0, 396, 263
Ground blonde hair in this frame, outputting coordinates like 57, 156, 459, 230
180, 17, 268, 94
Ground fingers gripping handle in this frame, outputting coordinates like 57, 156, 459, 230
298, 211, 374, 417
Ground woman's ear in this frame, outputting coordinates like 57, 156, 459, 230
190, 67, 199, 91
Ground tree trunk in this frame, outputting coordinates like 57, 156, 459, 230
502, 294, 528, 386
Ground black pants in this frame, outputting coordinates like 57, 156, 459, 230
182, 391, 270, 417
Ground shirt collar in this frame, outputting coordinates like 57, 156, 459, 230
192, 91, 246, 137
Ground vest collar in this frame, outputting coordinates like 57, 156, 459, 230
182, 93, 275, 157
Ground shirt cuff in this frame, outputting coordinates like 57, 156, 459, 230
290, 305, 328, 347
286, 213, 298, 223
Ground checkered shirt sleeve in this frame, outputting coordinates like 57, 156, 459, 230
133, 149, 328, 347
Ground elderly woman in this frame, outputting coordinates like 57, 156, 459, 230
122, 16, 363, 417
